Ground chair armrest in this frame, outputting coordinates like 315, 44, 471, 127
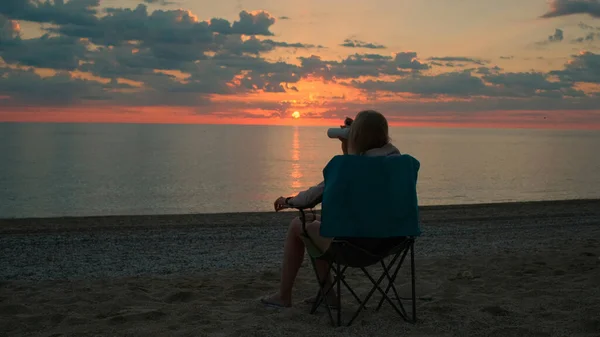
291, 207, 316, 237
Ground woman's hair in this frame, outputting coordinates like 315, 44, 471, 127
347, 110, 390, 155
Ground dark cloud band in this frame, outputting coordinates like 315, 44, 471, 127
1, 1, 600, 117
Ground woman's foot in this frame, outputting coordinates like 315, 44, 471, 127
260, 293, 291, 308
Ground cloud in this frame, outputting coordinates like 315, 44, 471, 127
0, 34, 88, 70
354, 71, 489, 97
550, 51, 600, 83
572, 31, 600, 42
0, 0, 99, 26
340, 39, 386, 49
278, 16, 290, 20
231, 10, 276, 36
578, 22, 600, 30
298, 52, 428, 81
53, 6, 277, 47
549, 28, 565, 42
261, 39, 319, 49
393, 52, 429, 70
482, 72, 579, 98
144, 0, 177, 6
0, 67, 120, 106
536, 28, 564, 45
427, 56, 487, 65
1, 1, 600, 121
573, 22, 600, 42
475, 66, 502, 75
0, 14, 20, 42
541, 0, 600, 18
316, 96, 600, 126
351, 67, 583, 99
211, 35, 317, 57
54, 5, 211, 46
32, 5, 311, 82
499, 56, 514, 60
2, 13, 89, 72
0, 5, 314, 105
220, 56, 302, 93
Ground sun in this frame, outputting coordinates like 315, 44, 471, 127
292, 111, 301, 119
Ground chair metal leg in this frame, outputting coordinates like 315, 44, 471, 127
310, 261, 368, 327
377, 259, 408, 318
308, 257, 321, 314
339, 276, 363, 306
311, 288, 321, 314
312, 264, 347, 309
336, 262, 341, 327
364, 268, 406, 317
346, 261, 404, 326
411, 240, 417, 324
308, 256, 335, 326
375, 246, 409, 311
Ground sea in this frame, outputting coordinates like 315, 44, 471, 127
1, 123, 599, 218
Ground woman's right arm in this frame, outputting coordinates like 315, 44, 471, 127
286, 181, 325, 209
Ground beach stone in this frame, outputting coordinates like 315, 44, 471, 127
165, 291, 194, 303
108, 308, 167, 324
0, 304, 31, 315
481, 305, 511, 316
582, 319, 600, 333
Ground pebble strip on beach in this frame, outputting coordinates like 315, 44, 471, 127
1, 199, 599, 281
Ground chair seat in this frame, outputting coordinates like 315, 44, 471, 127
338, 236, 407, 256
321, 237, 408, 268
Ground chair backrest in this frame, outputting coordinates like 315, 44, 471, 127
320, 154, 421, 238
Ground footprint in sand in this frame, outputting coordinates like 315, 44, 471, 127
480, 305, 511, 317
49, 313, 66, 325
64, 315, 89, 325
165, 291, 194, 303
489, 327, 550, 337
108, 309, 167, 324
582, 319, 600, 333
0, 304, 31, 315
427, 303, 455, 314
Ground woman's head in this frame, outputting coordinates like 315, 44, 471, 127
347, 110, 389, 155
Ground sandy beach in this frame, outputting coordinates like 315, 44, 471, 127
1, 199, 599, 337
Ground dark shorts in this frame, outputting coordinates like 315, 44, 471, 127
338, 236, 407, 256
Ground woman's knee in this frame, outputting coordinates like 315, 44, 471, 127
288, 214, 320, 234
305, 221, 322, 237
288, 216, 303, 234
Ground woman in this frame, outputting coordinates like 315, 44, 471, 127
261, 110, 401, 308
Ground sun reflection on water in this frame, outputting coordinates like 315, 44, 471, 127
290, 126, 302, 189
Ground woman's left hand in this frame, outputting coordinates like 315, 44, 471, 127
274, 196, 289, 212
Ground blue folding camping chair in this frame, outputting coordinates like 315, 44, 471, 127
297, 154, 421, 327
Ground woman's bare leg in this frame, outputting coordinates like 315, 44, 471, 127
262, 215, 334, 307
261, 216, 308, 307
278, 216, 307, 305
304, 221, 337, 305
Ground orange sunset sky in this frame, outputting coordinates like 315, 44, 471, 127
1, 0, 600, 129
